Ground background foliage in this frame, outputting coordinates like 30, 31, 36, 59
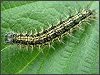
1, 1, 99, 74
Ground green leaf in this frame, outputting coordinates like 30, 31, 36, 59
1, 1, 99, 74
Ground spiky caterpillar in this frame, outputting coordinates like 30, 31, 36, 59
5, 9, 95, 48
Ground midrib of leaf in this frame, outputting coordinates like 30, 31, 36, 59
16, 51, 41, 74
1, 45, 11, 52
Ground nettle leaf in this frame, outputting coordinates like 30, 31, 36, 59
1, 1, 99, 74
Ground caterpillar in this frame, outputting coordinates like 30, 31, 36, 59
5, 9, 95, 49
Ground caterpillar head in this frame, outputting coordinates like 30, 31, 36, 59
5, 33, 16, 44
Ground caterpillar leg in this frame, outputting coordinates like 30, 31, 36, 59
38, 45, 44, 53
57, 37, 65, 45
48, 42, 55, 50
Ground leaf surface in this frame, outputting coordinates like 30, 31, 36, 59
1, 1, 99, 74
